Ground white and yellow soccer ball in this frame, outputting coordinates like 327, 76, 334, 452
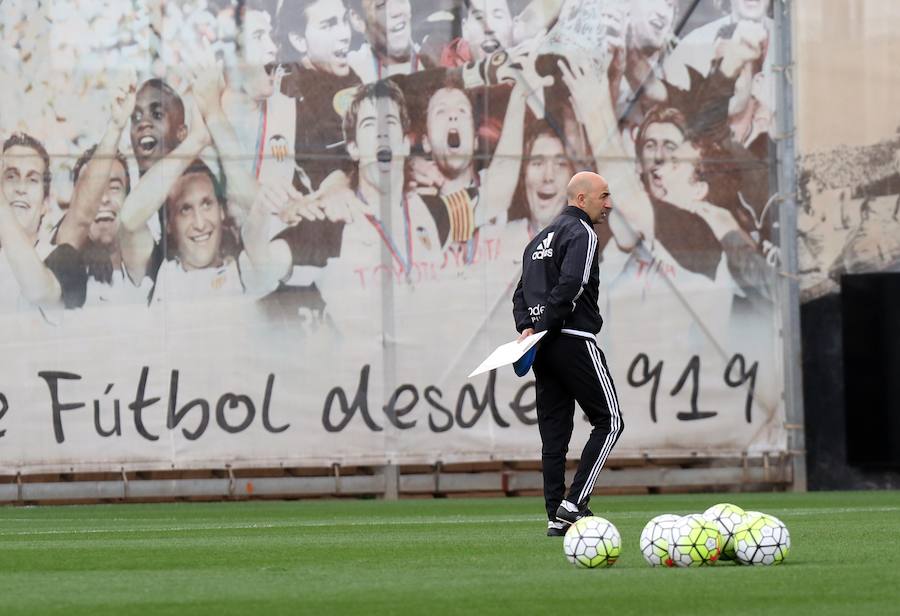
703, 503, 746, 561
563, 516, 621, 568
639, 514, 681, 567
667, 514, 722, 567
733, 512, 791, 566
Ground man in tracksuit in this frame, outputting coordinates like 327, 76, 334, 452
512, 171, 624, 537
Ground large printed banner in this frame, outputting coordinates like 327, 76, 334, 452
0, 0, 786, 473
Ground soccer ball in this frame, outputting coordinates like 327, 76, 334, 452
667, 514, 722, 567
703, 503, 746, 561
733, 512, 790, 566
563, 516, 621, 568
639, 514, 681, 567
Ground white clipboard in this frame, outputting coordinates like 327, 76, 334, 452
467, 331, 547, 378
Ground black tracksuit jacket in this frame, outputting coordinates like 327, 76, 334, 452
512, 206, 602, 339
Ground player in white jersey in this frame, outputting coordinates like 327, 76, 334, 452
119, 57, 274, 304
241, 80, 443, 337
74, 147, 154, 307
311, 55, 539, 263
0, 133, 87, 320
54, 79, 156, 307
219, 0, 299, 190
412, 76, 528, 250
346, 0, 432, 83
148, 163, 250, 304
559, 49, 763, 315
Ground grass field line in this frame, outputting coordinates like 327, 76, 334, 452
0, 504, 897, 537
0, 517, 541, 536
1, 504, 898, 524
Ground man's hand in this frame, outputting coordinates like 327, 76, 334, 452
281, 197, 324, 225
504, 36, 549, 88
254, 181, 350, 227
557, 52, 616, 140
601, 2, 627, 83
608, 208, 644, 252
109, 69, 137, 132
187, 46, 227, 120
254, 182, 301, 218
279, 185, 356, 226
315, 193, 354, 224
517, 327, 535, 342
410, 156, 445, 192
692, 202, 741, 242
716, 21, 768, 79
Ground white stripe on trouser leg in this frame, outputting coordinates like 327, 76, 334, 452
584, 342, 622, 495
579, 342, 621, 503
589, 343, 621, 421
582, 343, 622, 502
577, 341, 622, 504
578, 342, 620, 503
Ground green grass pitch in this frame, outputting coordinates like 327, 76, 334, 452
0, 490, 898, 615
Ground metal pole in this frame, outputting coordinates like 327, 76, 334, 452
374, 27, 399, 498
774, 0, 807, 491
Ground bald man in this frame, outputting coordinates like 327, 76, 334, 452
512, 172, 624, 537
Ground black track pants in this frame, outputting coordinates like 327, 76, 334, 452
533, 333, 624, 521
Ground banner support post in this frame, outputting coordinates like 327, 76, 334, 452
774, 0, 807, 491
383, 464, 400, 500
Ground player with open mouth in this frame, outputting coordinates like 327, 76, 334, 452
70, 144, 154, 307
239, 80, 442, 334
276, 0, 363, 191
218, 0, 286, 182
411, 77, 530, 250
422, 86, 477, 189
119, 58, 272, 304
524, 127, 575, 230
129, 80, 187, 178
347, 0, 432, 81
461, 0, 514, 61
636, 109, 685, 202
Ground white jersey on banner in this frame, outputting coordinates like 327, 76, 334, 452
314, 193, 441, 333
151, 256, 245, 304
84, 266, 153, 307
599, 238, 737, 354
0, 239, 64, 324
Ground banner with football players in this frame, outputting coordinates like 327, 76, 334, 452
0, 0, 788, 473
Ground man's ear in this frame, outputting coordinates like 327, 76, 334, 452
694, 180, 709, 202
399, 135, 411, 158
348, 8, 365, 34
460, 14, 473, 40
177, 124, 188, 143
629, 124, 640, 145
346, 140, 360, 161
289, 33, 307, 56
